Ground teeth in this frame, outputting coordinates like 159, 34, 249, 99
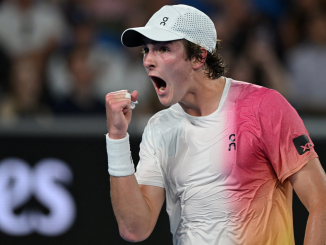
159, 87, 165, 92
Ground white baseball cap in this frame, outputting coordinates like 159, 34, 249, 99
121, 4, 217, 53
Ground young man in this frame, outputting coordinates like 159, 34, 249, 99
105, 5, 326, 245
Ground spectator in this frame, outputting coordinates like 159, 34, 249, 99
46, 6, 123, 103
0, 0, 66, 59
47, 4, 159, 116
51, 47, 105, 115
286, 8, 326, 115
0, 55, 51, 125
229, 32, 290, 97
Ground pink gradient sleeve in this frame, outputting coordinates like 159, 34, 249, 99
257, 90, 318, 182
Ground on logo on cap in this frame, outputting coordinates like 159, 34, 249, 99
160, 17, 169, 26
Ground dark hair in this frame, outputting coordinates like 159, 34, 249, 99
180, 39, 227, 79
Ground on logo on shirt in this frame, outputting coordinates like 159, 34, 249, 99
228, 134, 236, 151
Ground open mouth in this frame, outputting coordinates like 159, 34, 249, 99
150, 76, 166, 93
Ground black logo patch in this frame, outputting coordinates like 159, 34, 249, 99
293, 134, 313, 155
160, 17, 169, 26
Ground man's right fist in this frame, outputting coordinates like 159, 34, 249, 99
105, 90, 139, 139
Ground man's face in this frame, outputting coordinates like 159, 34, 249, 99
142, 37, 193, 107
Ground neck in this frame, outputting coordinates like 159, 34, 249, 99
179, 76, 226, 117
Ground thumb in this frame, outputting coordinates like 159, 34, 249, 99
131, 90, 139, 102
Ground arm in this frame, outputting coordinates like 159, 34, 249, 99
111, 178, 165, 242
106, 90, 165, 242
289, 158, 326, 245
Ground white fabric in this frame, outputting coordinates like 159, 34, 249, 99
106, 133, 135, 177
135, 78, 235, 245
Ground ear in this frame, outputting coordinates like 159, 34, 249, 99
192, 47, 207, 70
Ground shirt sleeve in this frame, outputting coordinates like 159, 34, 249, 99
258, 90, 318, 182
135, 122, 165, 189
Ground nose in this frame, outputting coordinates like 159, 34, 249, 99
143, 50, 156, 70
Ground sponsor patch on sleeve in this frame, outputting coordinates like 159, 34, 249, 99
293, 134, 313, 155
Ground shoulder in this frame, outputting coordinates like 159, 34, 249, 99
234, 79, 271, 95
230, 79, 297, 125
252, 88, 303, 133
258, 89, 295, 115
143, 104, 185, 141
147, 104, 184, 126
230, 79, 276, 109
238, 82, 295, 119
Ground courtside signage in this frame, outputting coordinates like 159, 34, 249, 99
0, 158, 76, 236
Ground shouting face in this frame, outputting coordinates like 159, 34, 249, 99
142, 37, 194, 107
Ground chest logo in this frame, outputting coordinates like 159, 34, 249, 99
228, 134, 236, 151
160, 17, 169, 26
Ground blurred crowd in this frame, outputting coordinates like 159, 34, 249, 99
0, 0, 325, 126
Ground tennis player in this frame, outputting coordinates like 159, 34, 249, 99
105, 4, 326, 245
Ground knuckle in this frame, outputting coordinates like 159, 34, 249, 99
107, 99, 113, 106
111, 103, 121, 112
106, 92, 114, 98
105, 95, 112, 104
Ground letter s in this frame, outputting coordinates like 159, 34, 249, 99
32, 158, 76, 236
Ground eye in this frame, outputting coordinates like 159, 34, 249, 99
159, 46, 169, 53
141, 47, 149, 54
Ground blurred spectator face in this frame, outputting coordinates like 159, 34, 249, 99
224, 0, 251, 24
74, 24, 94, 47
16, 0, 34, 9
298, 0, 320, 12
11, 57, 41, 101
279, 17, 299, 50
68, 49, 95, 90
213, 16, 233, 42
229, 55, 254, 82
307, 12, 326, 45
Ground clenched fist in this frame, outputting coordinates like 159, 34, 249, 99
105, 90, 139, 139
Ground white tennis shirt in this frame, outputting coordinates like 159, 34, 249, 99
135, 78, 317, 245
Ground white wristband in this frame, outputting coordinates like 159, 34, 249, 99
106, 133, 135, 177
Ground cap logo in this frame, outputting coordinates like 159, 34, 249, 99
160, 17, 169, 26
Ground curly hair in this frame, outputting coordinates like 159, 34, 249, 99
180, 39, 227, 79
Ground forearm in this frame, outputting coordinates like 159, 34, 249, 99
105, 90, 155, 241
304, 206, 326, 245
110, 174, 153, 242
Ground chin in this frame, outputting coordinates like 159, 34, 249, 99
159, 100, 172, 107
158, 97, 174, 107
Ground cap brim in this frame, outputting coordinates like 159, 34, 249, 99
121, 26, 184, 47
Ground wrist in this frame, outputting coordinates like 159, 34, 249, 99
108, 132, 127, 140
106, 133, 135, 177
